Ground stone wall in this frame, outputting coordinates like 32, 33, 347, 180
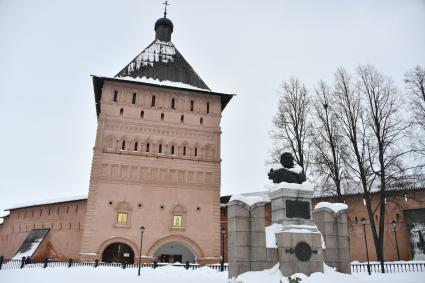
313, 207, 350, 274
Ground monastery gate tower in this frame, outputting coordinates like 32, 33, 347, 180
79, 12, 233, 264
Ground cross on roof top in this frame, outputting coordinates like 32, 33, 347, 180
163, 1, 170, 18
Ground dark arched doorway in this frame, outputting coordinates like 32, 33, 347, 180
153, 242, 196, 263
102, 242, 135, 264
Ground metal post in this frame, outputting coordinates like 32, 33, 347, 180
392, 220, 401, 261
220, 228, 225, 272
361, 218, 371, 275
138, 226, 145, 277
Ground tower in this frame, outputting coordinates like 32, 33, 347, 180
79, 13, 233, 264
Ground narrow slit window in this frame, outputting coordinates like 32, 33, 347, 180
113, 91, 118, 102
134, 142, 138, 152
161, 113, 164, 120
171, 98, 175, 109
121, 141, 126, 150
200, 117, 203, 125
132, 93, 136, 104
146, 143, 150, 152
171, 145, 175, 155
140, 110, 144, 118
159, 144, 162, 153
183, 146, 186, 156
120, 108, 124, 116
195, 147, 198, 157
207, 102, 210, 114
190, 100, 194, 111
181, 115, 184, 123
151, 96, 156, 107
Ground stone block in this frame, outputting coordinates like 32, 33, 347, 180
250, 246, 267, 261
272, 210, 285, 224
236, 246, 250, 262
324, 235, 337, 249
324, 248, 338, 262
337, 247, 350, 261
271, 198, 285, 210
276, 232, 292, 248
266, 248, 278, 262
337, 261, 351, 274
251, 261, 266, 271
312, 233, 323, 249
337, 236, 349, 249
291, 233, 313, 246
336, 223, 349, 236
313, 210, 336, 223
228, 217, 250, 232
251, 205, 265, 218
337, 212, 348, 224
228, 231, 249, 247
228, 262, 250, 278
310, 260, 324, 274
250, 217, 266, 232
250, 231, 266, 246
228, 203, 250, 218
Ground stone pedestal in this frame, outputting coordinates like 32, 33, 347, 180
276, 231, 324, 276
270, 186, 314, 226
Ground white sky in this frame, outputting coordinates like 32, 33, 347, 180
0, 0, 424, 211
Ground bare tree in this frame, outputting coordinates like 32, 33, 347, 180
404, 66, 425, 156
311, 80, 348, 201
357, 65, 408, 272
271, 78, 311, 174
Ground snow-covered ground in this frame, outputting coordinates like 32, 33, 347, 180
0, 264, 424, 283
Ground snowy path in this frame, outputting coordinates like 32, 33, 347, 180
0, 264, 424, 283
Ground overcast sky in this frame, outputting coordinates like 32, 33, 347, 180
0, 0, 424, 212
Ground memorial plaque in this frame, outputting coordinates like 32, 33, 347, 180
294, 242, 312, 262
285, 199, 310, 219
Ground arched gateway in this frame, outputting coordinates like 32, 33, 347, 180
102, 242, 135, 264
153, 242, 196, 263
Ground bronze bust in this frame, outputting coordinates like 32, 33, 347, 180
268, 152, 306, 184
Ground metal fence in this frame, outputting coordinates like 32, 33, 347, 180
0, 257, 228, 272
351, 262, 425, 273
1, 257, 424, 274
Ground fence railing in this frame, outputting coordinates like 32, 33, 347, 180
0, 257, 228, 272
351, 262, 425, 273
1, 257, 423, 274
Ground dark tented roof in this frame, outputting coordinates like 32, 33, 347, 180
115, 39, 210, 90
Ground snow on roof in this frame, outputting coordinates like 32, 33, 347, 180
6, 195, 88, 211
314, 202, 348, 213
112, 76, 210, 92
229, 194, 269, 206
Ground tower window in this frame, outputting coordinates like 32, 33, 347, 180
195, 147, 198, 157
159, 144, 162, 153
200, 117, 203, 125
190, 100, 194, 111
207, 102, 210, 114
181, 115, 184, 123
146, 143, 150, 152
134, 142, 138, 152
183, 146, 186, 156
132, 93, 136, 104
140, 110, 144, 118
161, 113, 164, 120
113, 91, 118, 102
151, 96, 156, 107
171, 145, 175, 155
120, 108, 124, 116
171, 98, 175, 109
121, 141, 126, 150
